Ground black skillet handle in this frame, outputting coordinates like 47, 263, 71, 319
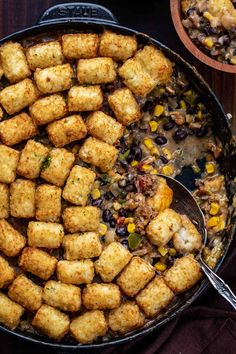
37, 2, 118, 25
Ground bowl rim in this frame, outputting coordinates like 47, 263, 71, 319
170, 0, 236, 73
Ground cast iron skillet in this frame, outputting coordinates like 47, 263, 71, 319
0, 2, 235, 351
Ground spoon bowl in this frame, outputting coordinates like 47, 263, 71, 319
160, 174, 236, 310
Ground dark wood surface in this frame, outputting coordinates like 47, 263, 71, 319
0, 1, 235, 353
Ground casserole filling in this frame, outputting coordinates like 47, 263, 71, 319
182, 0, 236, 64
0, 30, 228, 343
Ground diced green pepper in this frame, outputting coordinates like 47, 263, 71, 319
128, 233, 142, 250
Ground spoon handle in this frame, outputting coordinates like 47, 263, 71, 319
199, 258, 236, 310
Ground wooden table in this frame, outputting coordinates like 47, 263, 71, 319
0, 1, 235, 353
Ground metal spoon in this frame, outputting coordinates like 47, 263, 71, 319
160, 174, 236, 310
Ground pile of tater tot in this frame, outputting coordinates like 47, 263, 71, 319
0, 30, 202, 344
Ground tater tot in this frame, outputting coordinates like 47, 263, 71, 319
0, 219, 26, 257
35, 184, 62, 222
19, 247, 57, 280
117, 256, 155, 297
0, 255, 15, 288
0, 183, 9, 218
146, 208, 182, 247
10, 179, 36, 218
77, 57, 116, 84
147, 177, 173, 212
79, 137, 118, 172
70, 310, 108, 344
27, 221, 64, 249
34, 64, 73, 94
68, 85, 103, 112
26, 41, 64, 70
173, 215, 202, 254
136, 277, 174, 318
46, 114, 87, 147
63, 232, 102, 260
135, 45, 173, 84
0, 292, 24, 329
62, 166, 96, 206
57, 260, 94, 285
0, 113, 38, 146
8, 274, 42, 311
119, 58, 155, 97
0, 145, 19, 184
62, 206, 100, 233
40, 148, 75, 187
164, 255, 202, 294
0, 42, 31, 83
32, 304, 70, 340
43, 280, 81, 312
108, 88, 141, 126
0, 64, 3, 79
108, 302, 145, 334
86, 111, 124, 145
62, 33, 99, 59
29, 94, 67, 125
17, 140, 49, 180
0, 78, 38, 115
95, 242, 132, 282
99, 30, 137, 61
82, 283, 121, 310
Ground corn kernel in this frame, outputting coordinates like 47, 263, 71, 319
143, 138, 154, 150
184, 89, 192, 96
230, 56, 236, 65
203, 37, 214, 49
99, 223, 107, 236
207, 216, 219, 228
131, 160, 139, 167
149, 120, 158, 132
209, 202, 220, 216
141, 164, 152, 171
158, 246, 168, 256
124, 217, 134, 224
72, 145, 79, 154
91, 188, 100, 200
151, 147, 159, 156
159, 88, 165, 94
150, 168, 158, 175
197, 110, 203, 119
154, 262, 167, 271
162, 164, 174, 176
205, 162, 215, 174
113, 202, 122, 211
203, 11, 213, 21
162, 148, 172, 160
169, 248, 177, 256
213, 216, 225, 231
180, 100, 186, 109
154, 104, 164, 117
127, 223, 136, 233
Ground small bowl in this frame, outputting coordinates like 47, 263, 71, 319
170, 0, 236, 73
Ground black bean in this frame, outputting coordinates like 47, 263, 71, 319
109, 217, 116, 228
186, 7, 196, 16
120, 136, 126, 145
102, 209, 112, 222
173, 129, 188, 143
163, 121, 175, 131
92, 198, 103, 207
142, 100, 155, 112
118, 208, 128, 217
127, 122, 137, 130
159, 155, 168, 164
126, 151, 135, 163
116, 225, 129, 237
195, 126, 208, 137
132, 146, 142, 161
103, 192, 111, 200
155, 135, 167, 145
121, 239, 129, 248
